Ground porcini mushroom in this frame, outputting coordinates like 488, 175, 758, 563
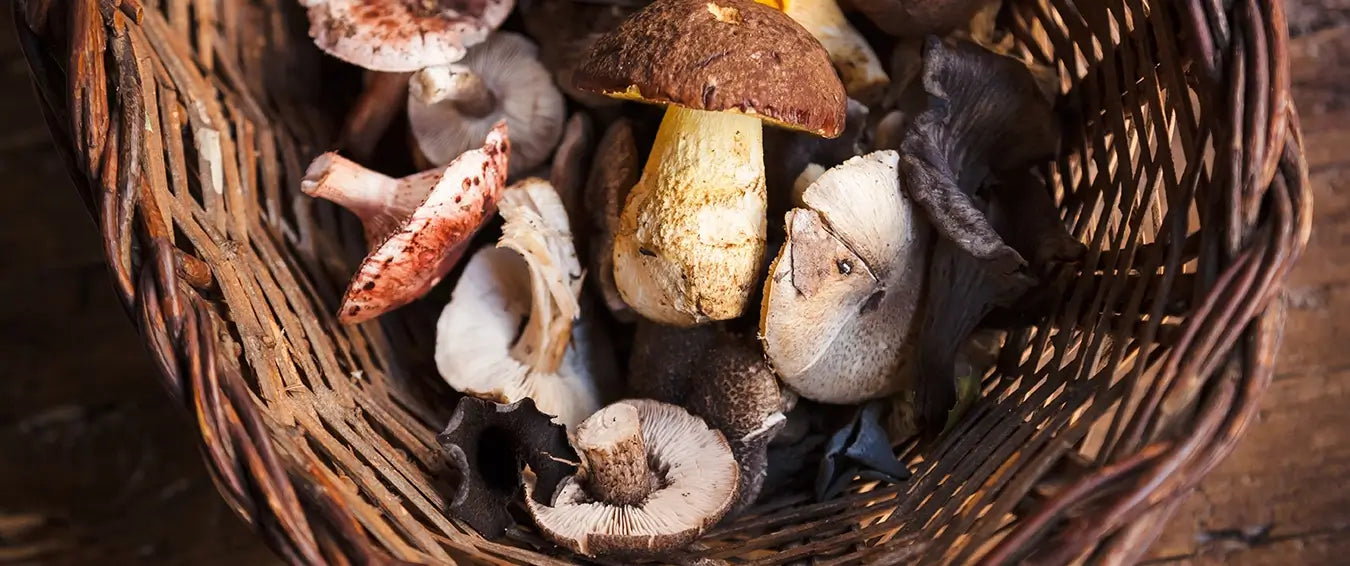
409, 32, 566, 176
302, 0, 514, 72
436, 177, 609, 428
584, 119, 641, 322
627, 323, 787, 513
757, 0, 889, 104
524, 400, 739, 556
574, 0, 846, 326
437, 396, 578, 538
301, 122, 510, 324
848, 0, 994, 38
760, 150, 926, 404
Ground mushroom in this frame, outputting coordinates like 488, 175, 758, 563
759, 0, 889, 104
897, 39, 1063, 428
847, 0, 994, 38
549, 113, 595, 250
409, 32, 566, 176
437, 396, 578, 538
302, 0, 513, 72
573, 0, 847, 326
584, 119, 641, 322
301, 122, 510, 324
338, 71, 412, 162
436, 177, 610, 428
627, 323, 786, 513
524, 399, 739, 556
760, 150, 926, 404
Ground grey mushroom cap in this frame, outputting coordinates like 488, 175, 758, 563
304, 0, 514, 72
410, 32, 566, 176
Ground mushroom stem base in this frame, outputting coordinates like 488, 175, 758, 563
575, 403, 653, 506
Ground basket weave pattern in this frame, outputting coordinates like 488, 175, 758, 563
15, 0, 1311, 563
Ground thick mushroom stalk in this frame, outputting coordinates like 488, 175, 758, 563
524, 399, 738, 557
761, 0, 889, 104
761, 151, 926, 404
573, 0, 846, 326
410, 33, 566, 176
301, 122, 510, 324
612, 107, 768, 326
437, 178, 611, 428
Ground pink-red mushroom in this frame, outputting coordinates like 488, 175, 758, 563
302, 122, 511, 324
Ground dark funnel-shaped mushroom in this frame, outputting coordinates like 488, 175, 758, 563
437, 396, 578, 538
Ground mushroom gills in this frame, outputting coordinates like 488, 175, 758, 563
613, 106, 767, 326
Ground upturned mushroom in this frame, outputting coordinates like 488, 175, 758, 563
524, 400, 739, 556
756, 0, 889, 104
437, 396, 578, 537
301, 122, 510, 324
409, 32, 566, 176
760, 150, 926, 404
302, 0, 514, 72
583, 119, 641, 322
573, 0, 847, 326
436, 177, 613, 428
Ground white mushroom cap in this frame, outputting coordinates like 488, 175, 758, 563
436, 178, 603, 428
410, 33, 566, 176
524, 399, 738, 557
760, 151, 926, 403
304, 0, 514, 72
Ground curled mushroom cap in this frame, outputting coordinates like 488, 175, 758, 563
436, 178, 608, 428
574, 0, 846, 325
760, 150, 926, 404
437, 396, 577, 538
303, 0, 514, 72
302, 122, 510, 324
524, 400, 738, 556
410, 32, 566, 176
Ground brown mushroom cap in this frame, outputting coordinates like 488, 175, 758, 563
524, 399, 738, 556
847, 0, 994, 38
573, 0, 846, 137
304, 0, 514, 72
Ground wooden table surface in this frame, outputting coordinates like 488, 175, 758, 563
2, 3, 1347, 565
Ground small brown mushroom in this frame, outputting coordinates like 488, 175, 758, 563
524, 400, 739, 556
550, 113, 595, 244
761, 0, 889, 104
338, 71, 412, 162
584, 119, 641, 322
437, 177, 614, 428
761, 151, 926, 404
521, 0, 640, 107
409, 33, 566, 176
302, 0, 513, 72
847, 0, 994, 38
301, 122, 510, 324
574, 0, 847, 326
437, 396, 578, 538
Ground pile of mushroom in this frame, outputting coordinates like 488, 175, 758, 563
299, 0, 1083, 556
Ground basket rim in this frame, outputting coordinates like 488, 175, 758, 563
13, 0, 1314, 563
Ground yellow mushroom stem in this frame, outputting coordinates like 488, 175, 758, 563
613, 106, 767, 326
757, 0, 889, 104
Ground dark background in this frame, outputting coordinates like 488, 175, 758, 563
2, 2, 1348, 564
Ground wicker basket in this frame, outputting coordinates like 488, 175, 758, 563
15, 0, 1311, 563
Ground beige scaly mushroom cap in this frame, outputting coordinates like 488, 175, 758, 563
524, 399, 739, 557
760, 150, 927, 404
436, 178, 602, 428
